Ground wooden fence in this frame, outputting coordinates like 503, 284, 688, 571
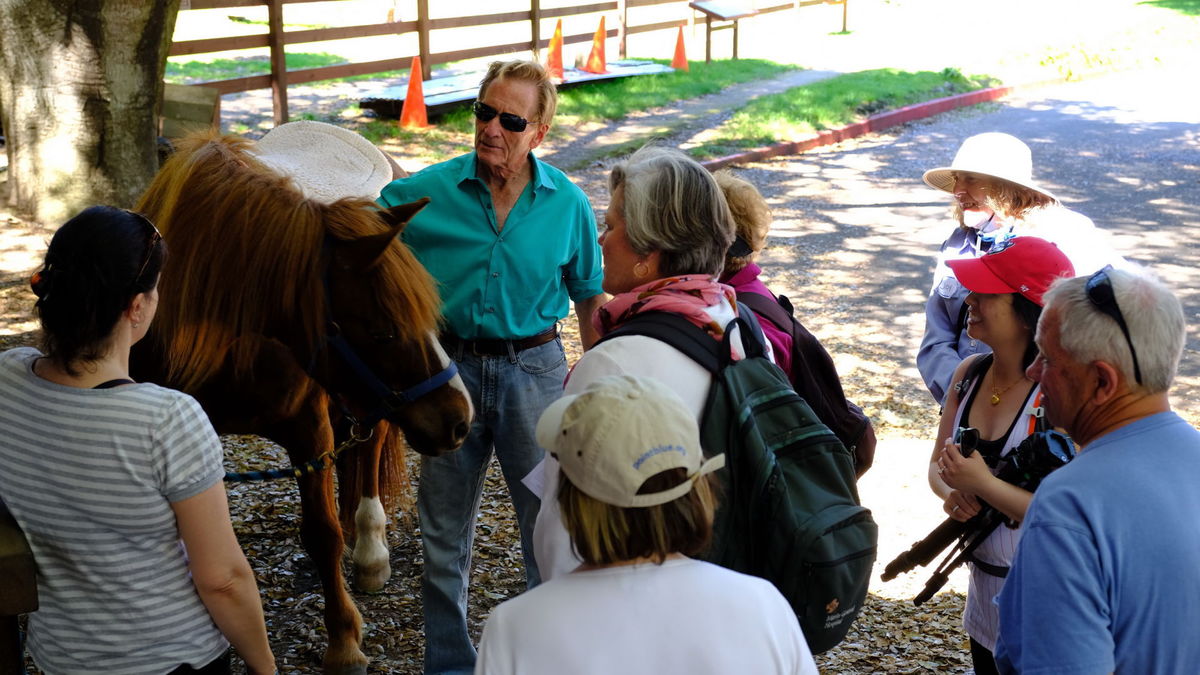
171, 0, 847, 125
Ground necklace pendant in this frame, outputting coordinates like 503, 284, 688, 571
990, 392, 1002, 406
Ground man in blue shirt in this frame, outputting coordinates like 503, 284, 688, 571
995, 266, 1200, 674
379, 59, 604, 675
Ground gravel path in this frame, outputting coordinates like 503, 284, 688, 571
5, 64, 1197, 674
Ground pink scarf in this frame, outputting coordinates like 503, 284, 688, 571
592, 275, 736, 339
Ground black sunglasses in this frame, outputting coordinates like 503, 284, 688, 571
1085, 265, 1143, 385
128, 210, 162, 287
472, 100, 531, 133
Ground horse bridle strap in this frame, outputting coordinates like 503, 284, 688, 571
325, 327, 458, 428
308, 237, 458, 429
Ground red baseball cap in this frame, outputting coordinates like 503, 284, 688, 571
946, 236, 1075, 306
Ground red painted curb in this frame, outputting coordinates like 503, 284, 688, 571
701, 83, 1020, 171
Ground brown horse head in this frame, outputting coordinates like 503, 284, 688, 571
319, 197, 474, 454
135, 130, 471, 456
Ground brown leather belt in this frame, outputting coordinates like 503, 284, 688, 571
441, 326, 558, 357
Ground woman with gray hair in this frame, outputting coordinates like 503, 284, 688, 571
531, 145, 767, 581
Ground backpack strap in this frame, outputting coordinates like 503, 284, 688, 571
732, 302, 769, 362
1028, 390, 1050, 434
953, 353, 993, 400
596, 304, 768, 374
736, 290, 795, 338
738, 290, 874, 458
598, 311, 722, 374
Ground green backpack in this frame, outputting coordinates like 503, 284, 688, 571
600, 310, 878, 654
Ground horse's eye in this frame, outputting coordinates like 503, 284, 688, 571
371, 330, 397, 343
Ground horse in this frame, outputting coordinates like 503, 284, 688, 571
131, 131, 473, 674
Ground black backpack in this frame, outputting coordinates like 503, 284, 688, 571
737, 290, 877, 477
599, 308, 878, 654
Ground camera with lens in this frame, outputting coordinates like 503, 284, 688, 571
881, 426, 1076, 604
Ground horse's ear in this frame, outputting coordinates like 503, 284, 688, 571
381, 197, 431, 237
339, 198, 431, 270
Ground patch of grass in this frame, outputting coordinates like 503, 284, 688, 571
347, 58, 796, 147
1138, 0, 1200, 15
167, 52, 349, 83
693, 68, 994, 158
556, 59, 795, 122
167, 51, 412, 86
227, 14, 330, 29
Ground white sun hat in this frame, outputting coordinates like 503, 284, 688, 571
254, 120, 393, 203
922, 132, 1057, 202
535, 375, 725, 508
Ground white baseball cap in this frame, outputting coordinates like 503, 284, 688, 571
536, 375, 725, 508
254, 120, 393, 203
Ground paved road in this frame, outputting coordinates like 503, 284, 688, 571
717, 64, 1200, 603
737, 63, 1200, 421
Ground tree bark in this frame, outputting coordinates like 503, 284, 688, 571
0, 0, 180, 224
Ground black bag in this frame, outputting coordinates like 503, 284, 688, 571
737, 290, 876, 477
599, 308, 878, 654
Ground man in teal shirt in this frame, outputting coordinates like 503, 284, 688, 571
379, 59, 604, 675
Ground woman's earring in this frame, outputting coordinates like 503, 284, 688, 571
633, 261, 649, 279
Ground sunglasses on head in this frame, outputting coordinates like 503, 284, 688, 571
1085, 265, 1143, 386
128, 210, 162, 287
472, 100, 531, 133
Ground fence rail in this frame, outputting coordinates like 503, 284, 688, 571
171, 0, 847, 125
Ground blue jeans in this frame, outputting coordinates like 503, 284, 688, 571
418, 336, 566, 675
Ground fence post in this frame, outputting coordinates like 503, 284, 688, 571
266, 0, 288, 126
617, 0, 627, 59
531, 0, 541, 60
417, 0, 431, 80
842, 0, 849, 32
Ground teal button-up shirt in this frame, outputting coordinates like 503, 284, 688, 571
379, 152, 603, 340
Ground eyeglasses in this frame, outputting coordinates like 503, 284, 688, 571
128, 210, 162, 287
472, 100, 532, 133
1085, 266, 1143, 385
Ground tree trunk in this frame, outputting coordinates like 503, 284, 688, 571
0, 0, 180, 224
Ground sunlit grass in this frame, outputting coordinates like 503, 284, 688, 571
335, 58, 796, 147
166, 52, 408, 85
554, 59, 795, 122
694, 68, 993, 158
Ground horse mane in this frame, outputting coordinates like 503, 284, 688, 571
136, 129, 441, 392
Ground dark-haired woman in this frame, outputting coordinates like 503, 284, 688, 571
928, 236, 1074, 675
0, 207, 275, 674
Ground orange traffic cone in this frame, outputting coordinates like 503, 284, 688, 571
671, 26, 689, 72
400, 56, 429, 129
580, 16, 608, 74
546, 19, 564, 80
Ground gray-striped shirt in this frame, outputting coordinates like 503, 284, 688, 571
0, 347, 228, 674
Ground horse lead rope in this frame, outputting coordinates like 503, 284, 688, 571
223, 425, 374, 483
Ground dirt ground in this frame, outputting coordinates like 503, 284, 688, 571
3, 64, 1198, 673
0, 122, 980, 675
0, 126, 971, 673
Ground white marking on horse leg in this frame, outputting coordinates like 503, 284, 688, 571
352, 497, 390, 592
430, 331, 474, 420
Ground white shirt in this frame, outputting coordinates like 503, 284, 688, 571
531, 299, 770, 581
475, 557, 818, 675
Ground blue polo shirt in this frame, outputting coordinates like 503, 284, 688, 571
379, 152, 603, 340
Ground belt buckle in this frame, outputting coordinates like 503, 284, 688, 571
470, 340, 489, 357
